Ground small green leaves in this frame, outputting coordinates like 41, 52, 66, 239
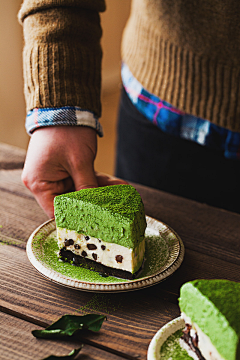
34, 314, 107, 360
32, 314, 106, 339
42, 347, 83, 360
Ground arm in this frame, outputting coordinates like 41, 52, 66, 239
19, 1, 126, 218
18, 0, 105, 116
22, 126, 127, 217
22, 126, 97, 217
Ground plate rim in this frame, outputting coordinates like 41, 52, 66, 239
26, 216, 185, 293
147, 316, 184, 360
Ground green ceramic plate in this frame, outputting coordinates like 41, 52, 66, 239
26, 216, 184, 292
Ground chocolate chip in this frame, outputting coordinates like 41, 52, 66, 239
98, 239, 101, 242
87, 244, 97, 250
101, 245, 106, 250
85, 236, 90, 241
115, 255, 123, 263
92, 253, 97, 261
74, 244, 81, 249
81, 250, 87, 257
64, 239, 74, 246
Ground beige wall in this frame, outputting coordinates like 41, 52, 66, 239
0, 0, 131, 150
0, 1, 27, 149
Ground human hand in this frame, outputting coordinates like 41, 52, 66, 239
22, 126, 127, 218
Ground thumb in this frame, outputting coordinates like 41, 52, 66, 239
71, 164, 98, 191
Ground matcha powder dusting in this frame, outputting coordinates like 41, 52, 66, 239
160, 330, 192, 360
79, 293, 123, 315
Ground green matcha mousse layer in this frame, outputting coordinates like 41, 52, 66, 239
54, 184, 147, 249
179, 279, 240, 360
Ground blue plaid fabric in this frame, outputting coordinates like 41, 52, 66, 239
122, 63, 240, 160
26, 106, 103, 137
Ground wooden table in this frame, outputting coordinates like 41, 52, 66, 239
1, 142, 240, 360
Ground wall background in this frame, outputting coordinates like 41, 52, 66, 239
0, 1, 27, 149
0, 0, 131, 175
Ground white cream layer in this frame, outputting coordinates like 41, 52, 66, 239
57, 227, 145, 273
181, 312, 224, 360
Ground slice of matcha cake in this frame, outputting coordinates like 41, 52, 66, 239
178, 279, 240, 360
54, 184, 147, 279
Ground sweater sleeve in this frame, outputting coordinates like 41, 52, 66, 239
18, 0, 106, 118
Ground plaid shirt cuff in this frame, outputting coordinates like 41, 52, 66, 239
121, 62, 240, 160
25, 106, 103, 137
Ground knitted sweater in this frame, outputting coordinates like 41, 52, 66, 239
19, 0, 240, 132
18, 0, 105, 118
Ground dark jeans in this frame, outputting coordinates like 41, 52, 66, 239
115, 87, 240, 213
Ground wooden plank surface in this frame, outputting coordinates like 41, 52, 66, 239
0, 194, 47, 246
0, 245, 179, 360
2, 240, 240, 358
1, 142, 240, 360
0, 170, 48, 245
0, 312, 126, 360
157, 248, 240, 296
0, 169, 33, 197
134, 183, 240, 266
1, 169, 240, 267
0, 143, 26, 169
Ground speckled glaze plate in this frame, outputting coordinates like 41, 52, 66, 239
148, 317, 185, 360
26, 216, 184, 293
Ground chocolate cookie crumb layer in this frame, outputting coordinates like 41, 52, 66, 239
59, 248, 143, 280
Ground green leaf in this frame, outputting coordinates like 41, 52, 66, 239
32, 314, 106, 339
41, 346, 83, 360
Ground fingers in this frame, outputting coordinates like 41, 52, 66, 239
71, 164, 98, 191
61, 126, 98, 191
33, 187, 56, 219
21, 126, 127, 219
22, 173, 74, 218
21, 126, 99, 217
34, 172, 126, 218
96, 172, 128, 187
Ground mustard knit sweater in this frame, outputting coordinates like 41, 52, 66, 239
19, 0, 240, 132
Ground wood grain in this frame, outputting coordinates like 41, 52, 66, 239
0, 312, 126, 360
0, 169, 33, 197
1, 170, 240, 268
2, 241, 240, 358
0, 245, 179, 360
134, 182, 240, 265
0, 188, 48, 244
0, 143, 26, 169
157, 248, 240, 299
2, 143, 240, 360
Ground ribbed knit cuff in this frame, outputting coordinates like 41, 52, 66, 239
25, 107, 103, 137
20, 4, 103, 118
22, 41, 102, 118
